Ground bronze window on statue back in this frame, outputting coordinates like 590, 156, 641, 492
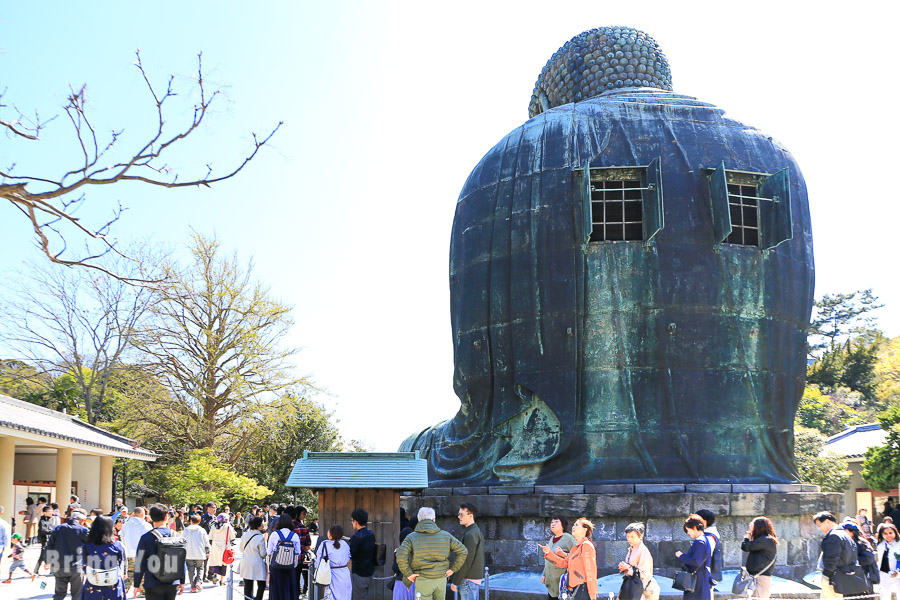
726, 183, 759, 246
580, 160, 664, 245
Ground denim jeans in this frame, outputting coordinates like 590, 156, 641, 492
459, 579, 480, 600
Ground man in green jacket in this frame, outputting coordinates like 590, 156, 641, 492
397, 507, 468, 600
451, 503, 485, 600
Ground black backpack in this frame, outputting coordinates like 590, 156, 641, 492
148, 530, 187, 583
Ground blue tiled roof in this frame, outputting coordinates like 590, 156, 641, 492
824, 423, 885, 459
286, 451, 429, 489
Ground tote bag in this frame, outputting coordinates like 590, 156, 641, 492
315, 544, 332, 586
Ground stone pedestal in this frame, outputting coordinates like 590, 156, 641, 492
402, 485, 841, 582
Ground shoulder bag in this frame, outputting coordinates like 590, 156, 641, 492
619, 566, 645, 600
732, 553, 776, 595
673, 569, 696, 593
315, 543, 332, 586
831, 564, 873, 596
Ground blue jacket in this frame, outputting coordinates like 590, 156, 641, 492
46, 519, 89, 573
134, 526, 181, 588
678, 535, 713, 600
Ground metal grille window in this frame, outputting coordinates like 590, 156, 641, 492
590, 175, 643, 241
725, 182, 759, 246
707, 163, 793, 251
581, 160, 663, 244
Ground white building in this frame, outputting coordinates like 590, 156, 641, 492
823, 422, 888, 517
0, 394, 155, 532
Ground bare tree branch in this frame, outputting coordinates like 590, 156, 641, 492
0, 53, 281, 281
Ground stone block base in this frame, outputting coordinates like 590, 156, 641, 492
402, 488, 841, 582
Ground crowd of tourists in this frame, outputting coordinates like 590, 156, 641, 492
4, 495, 900, 600
0, 497, 390, 600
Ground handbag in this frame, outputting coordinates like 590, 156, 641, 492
223, 548, 235, 565
732, 554, 777, 595
619, 566, 645, 600
830, 565, 872, 596
673, 569, 697, 593
315, 544, 332, 586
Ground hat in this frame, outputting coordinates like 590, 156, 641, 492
71, 510, 87, 520
11, 533, 22, 540
841, 518, 860, 532
217, 514, 227, 522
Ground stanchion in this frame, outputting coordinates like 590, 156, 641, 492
226, 563, 234, 600
483, 567, 489, 600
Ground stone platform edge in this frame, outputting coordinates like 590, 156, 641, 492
408, 483, 820, 496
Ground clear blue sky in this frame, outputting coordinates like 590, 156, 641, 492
2, 1, 898, 451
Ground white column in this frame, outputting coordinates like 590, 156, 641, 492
56, 447, 73, 506
99, 455, 114, 512
0, 436, 14, 526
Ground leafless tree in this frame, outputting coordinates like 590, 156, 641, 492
0, 51, 280, 282
0, 248, 163, 423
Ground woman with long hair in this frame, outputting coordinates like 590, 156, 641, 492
740, 517, 778, 598
82, 515, 127, 600
541, 518, 598, 600
675, 514, 713, 600
877, 523, 900, 600
315, 524, 351, 600
542, 516, 576, 600
267, 513, 301, 600
618, 522, 660, 600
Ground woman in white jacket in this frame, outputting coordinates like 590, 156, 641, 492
877, 523, 900, 600
239, 516, 268, 600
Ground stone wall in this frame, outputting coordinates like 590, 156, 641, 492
402, 485, 842, 582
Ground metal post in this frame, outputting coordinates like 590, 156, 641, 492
226, 563, 233, 600
483, 567, 489, 600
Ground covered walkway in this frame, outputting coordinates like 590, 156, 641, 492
0, 394, 155, 531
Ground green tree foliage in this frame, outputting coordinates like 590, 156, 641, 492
794, 426, 852, 492
876, 337, 900, 403
808, 337, 884, 405
163, 449, 273, 508
862, 404, 900, 492
796, 386, 866, 436
808, 289, 883, 355
237, 390, 340, 505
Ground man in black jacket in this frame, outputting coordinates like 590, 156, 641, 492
134, 503, 182, 600
815, 511, 857, 599
45, 510, 89, 600
451, 503, 485, 600
349, 508, 376, 600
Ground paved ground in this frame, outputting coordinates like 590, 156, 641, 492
1, 541, 269, 600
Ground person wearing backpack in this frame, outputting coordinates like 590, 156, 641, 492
46, 509, 89, 600
82, 515, 126, 600
696, 509, 723, 588
134, 503, 185, 600
267, 513, 302, 600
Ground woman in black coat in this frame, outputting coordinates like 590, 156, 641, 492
741, 517, 778, 598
